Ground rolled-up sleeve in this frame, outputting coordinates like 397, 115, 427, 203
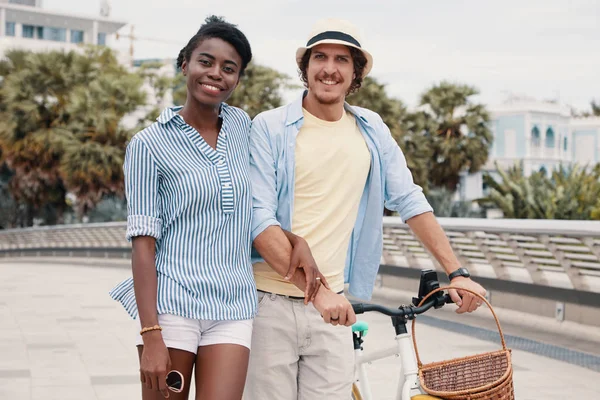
124, 137, 163, 241
380, 121, 433, 222
248, 115, 281, 241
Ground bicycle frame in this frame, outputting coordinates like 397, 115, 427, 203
352, 269, 449, 400
354, 329, 422, 400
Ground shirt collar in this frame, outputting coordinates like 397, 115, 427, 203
156, 104, 229, 125
285, 90, 371, 127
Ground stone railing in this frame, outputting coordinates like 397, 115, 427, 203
0, 222, 128, 251
382, 217, 600, 293
1, 218, 600, 293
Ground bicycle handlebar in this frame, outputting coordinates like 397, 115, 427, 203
352, 294, 453, 319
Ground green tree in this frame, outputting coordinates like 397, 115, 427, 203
478, 162, 546, 219
574, 100, 600, 117
591, 100, 600, 116
0, 159, 19, 228
60, 50, 145, 218
134, 61, 175, 128
87, 195, 127, 223
0, 47, 145, 226
424, 187, 482, 218
417, 82, 493, 191
172, 63, 298, 118
0, 50, 73, 225
172, 72, 186, 106
347, 77, 431, 189
478, 162, 600, 220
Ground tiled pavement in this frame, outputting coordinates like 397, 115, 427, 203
1, 260, 599, 399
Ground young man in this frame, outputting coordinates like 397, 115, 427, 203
245, 18, 487, 400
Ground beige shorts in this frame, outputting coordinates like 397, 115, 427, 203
244, 291, 354, 400
135, 313, 253, 354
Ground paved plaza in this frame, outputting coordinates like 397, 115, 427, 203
1, 260, 599, 399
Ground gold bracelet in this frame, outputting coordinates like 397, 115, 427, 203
140, 325, 162, 335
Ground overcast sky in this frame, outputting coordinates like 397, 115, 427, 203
45, 0, 599, 111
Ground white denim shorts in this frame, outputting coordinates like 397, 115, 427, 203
135, 313, 253, 354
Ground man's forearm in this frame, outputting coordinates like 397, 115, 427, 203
406, 212, 461, 275
253, 225, 307, 291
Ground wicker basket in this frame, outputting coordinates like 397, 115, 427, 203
411, 287, 515, 400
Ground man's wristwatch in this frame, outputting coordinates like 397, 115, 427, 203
448, 267, 470, 281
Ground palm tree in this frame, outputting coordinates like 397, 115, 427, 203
417, 82, 492, 192
227, 64, 299, 119
0, 50, 74, 225
0, 47, 145, 225
348, 77, 431, 190
478, 162, 546, 219
60, 48, 145, 218
591, 100, 600, 116
134, 61, 173, 128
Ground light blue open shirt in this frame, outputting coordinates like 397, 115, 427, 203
249, 92, 433, 300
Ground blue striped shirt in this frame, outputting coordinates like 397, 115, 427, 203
109, 105, 257, 321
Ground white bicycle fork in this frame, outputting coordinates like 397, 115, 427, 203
354, 332, 421, 400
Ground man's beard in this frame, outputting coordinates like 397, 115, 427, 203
313, 91, 344, 105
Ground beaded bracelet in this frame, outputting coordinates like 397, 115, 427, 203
140, 325, 162, 335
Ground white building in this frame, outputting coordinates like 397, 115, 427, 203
571, 117, 600, 167
460, 97, 600, 202
0, 0, 128, 63
487, 98, 572, 176
0, 1, 179, 127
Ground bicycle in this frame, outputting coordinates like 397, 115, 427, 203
350, 269, 452, 400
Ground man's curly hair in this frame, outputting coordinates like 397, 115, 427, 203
298, 46, 368, 95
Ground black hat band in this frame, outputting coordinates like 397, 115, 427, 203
306, 31, 361, 48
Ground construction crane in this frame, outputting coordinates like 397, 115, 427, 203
115, 25, 183, 66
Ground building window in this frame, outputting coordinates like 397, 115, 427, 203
44, 27, 66, 42
545, 128, 555, 148
531, 126, 541, 147
22, 25, 67, 42
9, 0, 37, 6
97, 32, 106, 45
70, 29, 84, 44
563, 137, 568, 151
5, 22, 16, 37
22, 24, 34, 38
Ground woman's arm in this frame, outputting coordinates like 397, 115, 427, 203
124, 138, 170, 397
132, 237, 171, 398
132, 236, 160, 336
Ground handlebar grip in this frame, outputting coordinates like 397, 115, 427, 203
352, 303, 365, 314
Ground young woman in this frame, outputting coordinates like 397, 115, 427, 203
110, 16, 325, 400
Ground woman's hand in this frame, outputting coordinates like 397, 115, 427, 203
284, 235, 330, 304
140, 332, 172, 398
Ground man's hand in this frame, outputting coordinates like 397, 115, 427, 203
448, 277, 487, 314
284, 235, 330, 304
313, 288, 356, 326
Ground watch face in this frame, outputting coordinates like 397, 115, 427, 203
450, 268, 470, 279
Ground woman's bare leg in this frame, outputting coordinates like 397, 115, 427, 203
194, 344, 250, 400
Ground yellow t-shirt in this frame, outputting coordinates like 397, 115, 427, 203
254, 108, 371, 296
